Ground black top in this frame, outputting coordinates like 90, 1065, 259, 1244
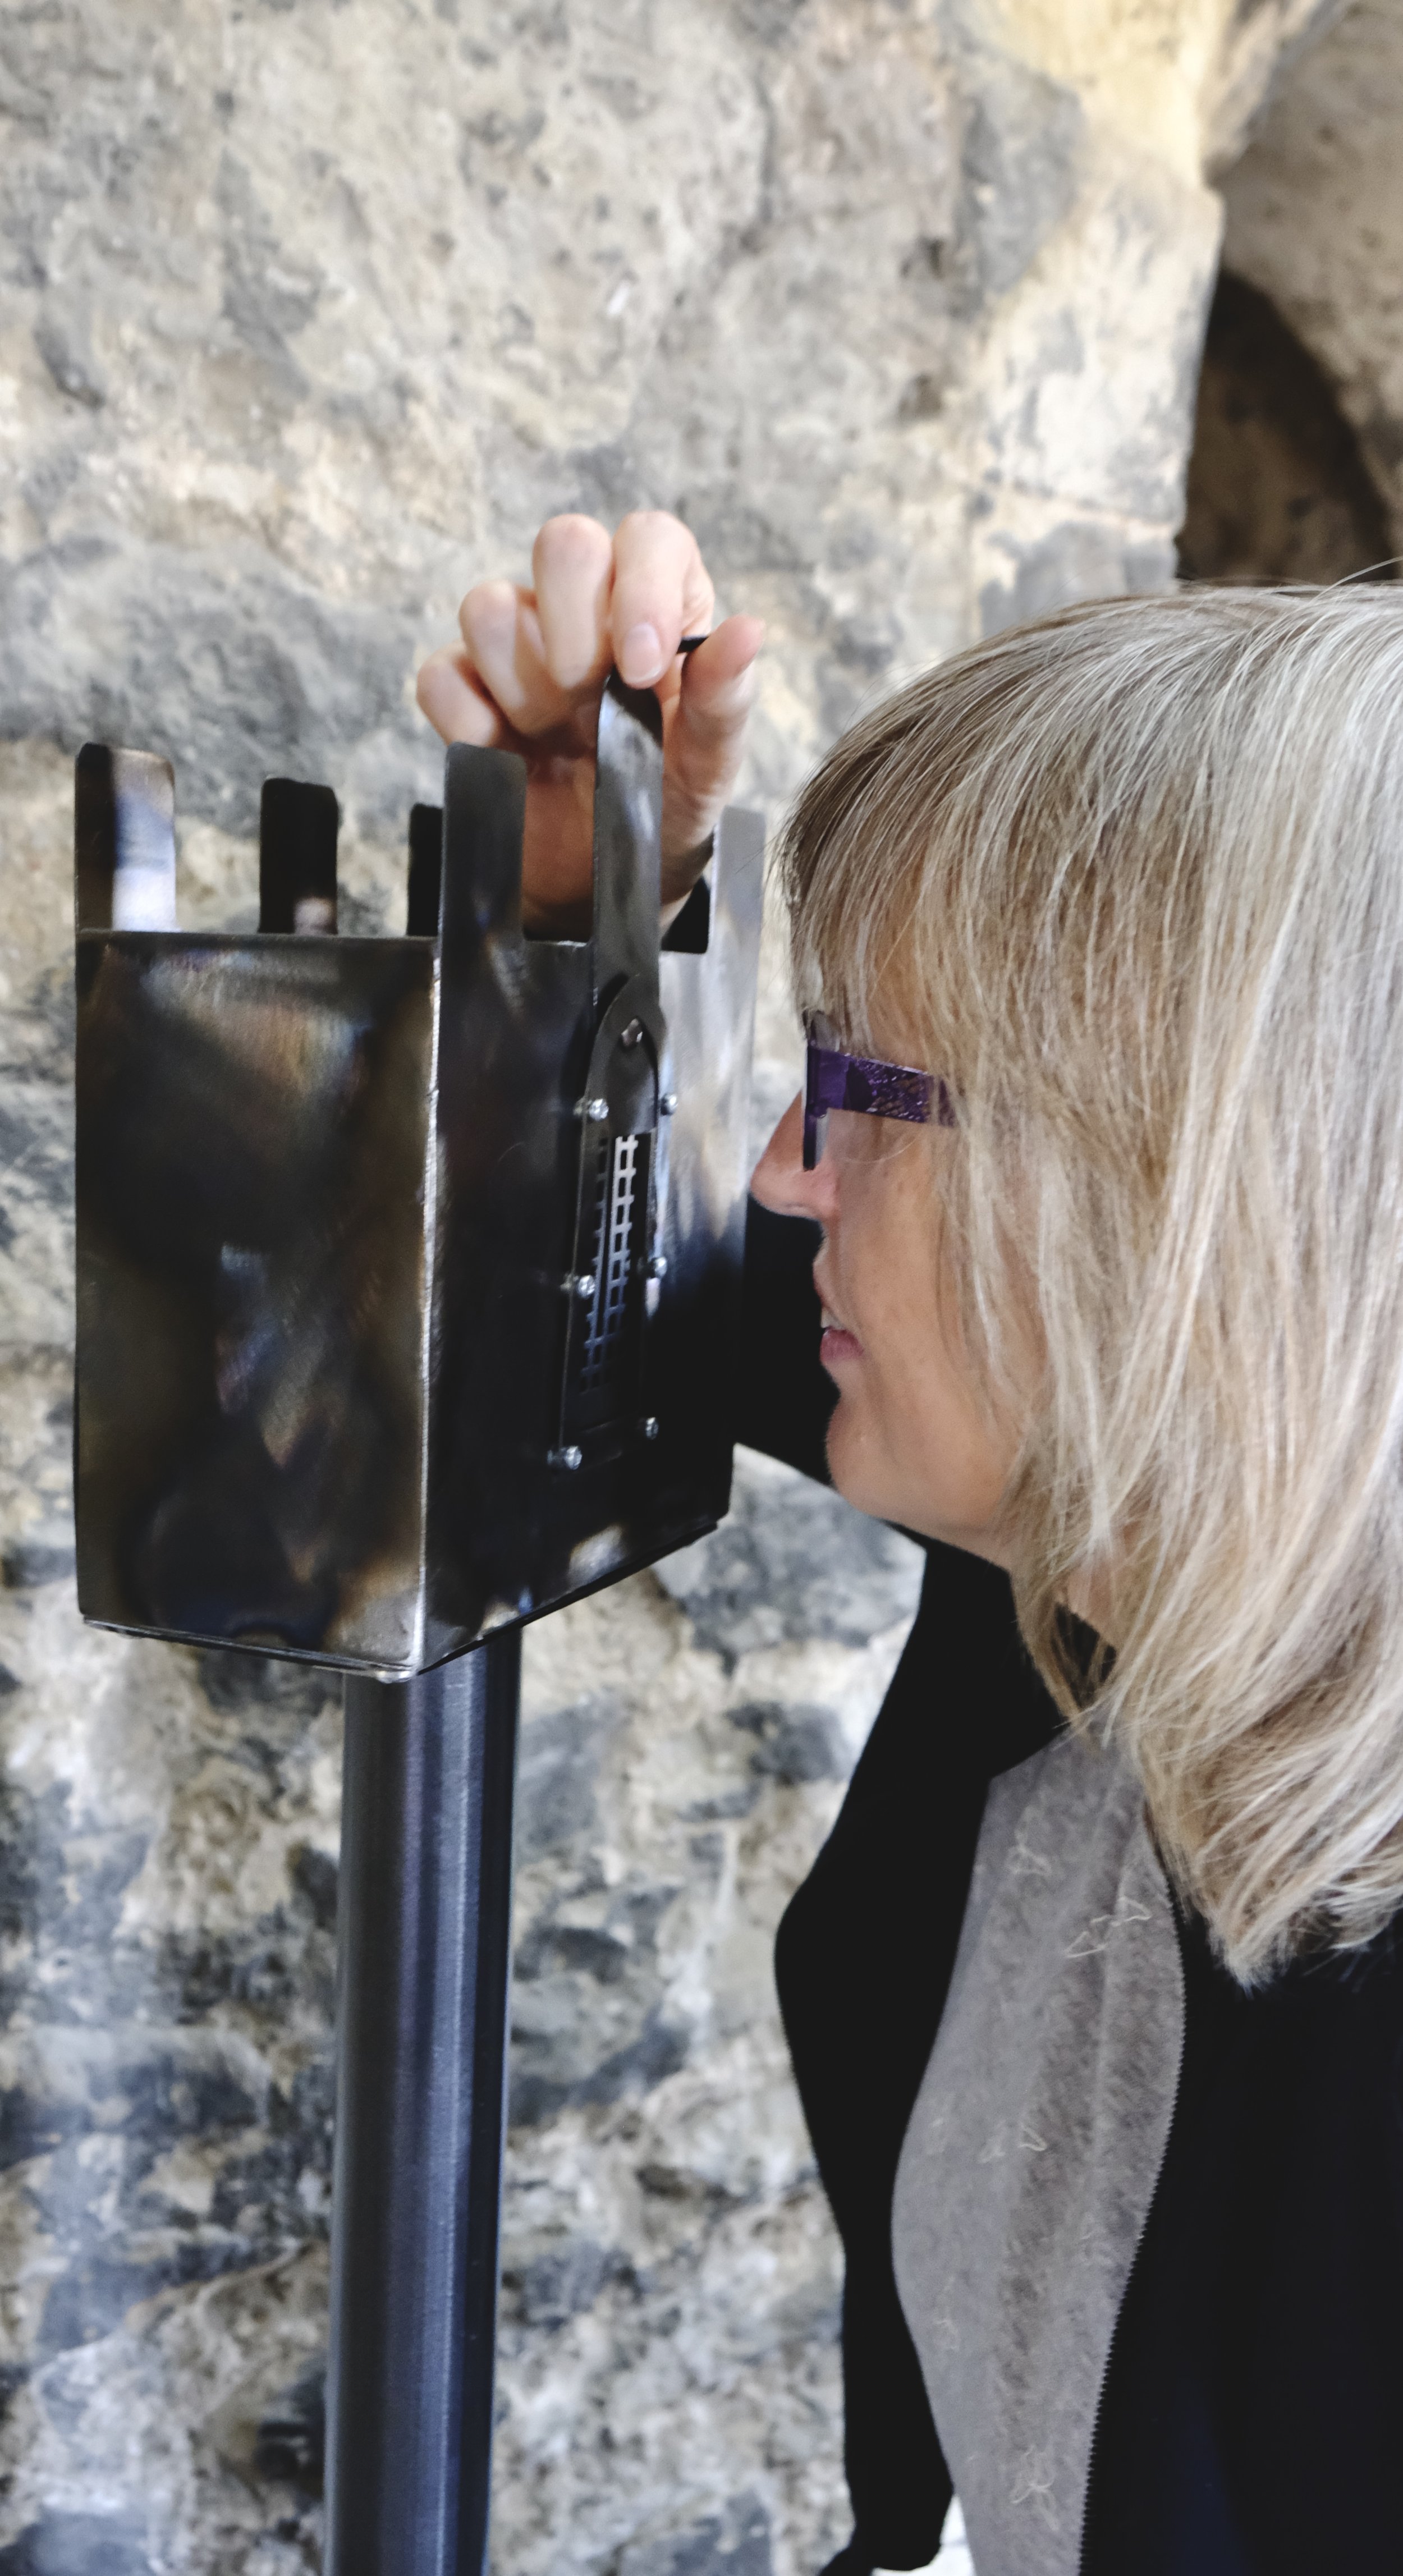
737, 1200, 1403, 2576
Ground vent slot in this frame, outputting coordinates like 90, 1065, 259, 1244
561, 1125, 653, 1460
580, 1133, 640, 1397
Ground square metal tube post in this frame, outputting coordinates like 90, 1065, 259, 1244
325, 1633, 522, 2576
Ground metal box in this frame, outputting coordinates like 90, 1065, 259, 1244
74, 680, 763, 1675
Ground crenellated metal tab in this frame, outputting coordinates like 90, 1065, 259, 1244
259, 776, 340, 934
405, 799, 444, 936
75, 741, 177, 933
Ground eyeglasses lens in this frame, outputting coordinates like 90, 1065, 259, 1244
803, 1013, 932, 1171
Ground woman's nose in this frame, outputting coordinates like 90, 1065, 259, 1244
749, 1092, 838, 1222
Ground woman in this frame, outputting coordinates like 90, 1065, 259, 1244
420, 516, 1403, 2575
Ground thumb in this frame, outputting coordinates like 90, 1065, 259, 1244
661, 615, 764, 872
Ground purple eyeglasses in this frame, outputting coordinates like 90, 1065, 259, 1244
803, 1012, 955, 1170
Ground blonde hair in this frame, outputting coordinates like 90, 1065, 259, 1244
782, 585, 1403, 1983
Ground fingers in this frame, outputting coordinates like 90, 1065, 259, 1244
532, 516, 615, 695
415, 644, 511, 748
458, 576, 579, 740
675, 616, 765, 737
660, 614, 764, 881
422, 516, 758, 881
441, 512, 721, 745
610, 511, 715, 687
458, 522, 620, 739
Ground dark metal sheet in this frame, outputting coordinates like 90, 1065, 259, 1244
76, 932, 437, 1665
260, 776, 340, 933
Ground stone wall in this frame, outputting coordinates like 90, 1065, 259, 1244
0, 4, 1346, 2571
1176, 265, 1396, 584
1219, 0, 1403, 563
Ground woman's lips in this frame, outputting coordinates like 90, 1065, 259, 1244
819, 1305, 863, 1372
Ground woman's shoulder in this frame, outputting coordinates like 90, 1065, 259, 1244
1171, 1883, 1403, 2272
1257, 1909, 1403, 2126
1085, 1885, 1403, 2568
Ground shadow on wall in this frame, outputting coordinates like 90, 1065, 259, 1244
1177, 271, 1397, 586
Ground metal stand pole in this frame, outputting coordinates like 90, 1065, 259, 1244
324, 1630, 522, 2576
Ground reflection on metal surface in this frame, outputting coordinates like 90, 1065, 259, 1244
74, 687, 763, 1676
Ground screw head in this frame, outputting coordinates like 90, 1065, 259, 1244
586, 1096, 610, 1123
647, 1252, 668, 1281
621, 1017, 644, 1049
659, 1090, 678, 1117
640, 1417, 660, 1441
549, 1443, 584, 1472
572, 1273, 597, 1301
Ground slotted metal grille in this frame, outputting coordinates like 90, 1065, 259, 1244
580, 1133, 640, 1394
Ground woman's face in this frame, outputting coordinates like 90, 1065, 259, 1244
750, 1088, 1022, 1564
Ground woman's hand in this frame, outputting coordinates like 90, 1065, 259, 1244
416, 511, 763, 936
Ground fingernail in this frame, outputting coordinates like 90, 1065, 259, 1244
620, 621, 664, 685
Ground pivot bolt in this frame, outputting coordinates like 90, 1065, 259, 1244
568, 1273, 597, 1301
621, 1018, 644, 1049
586, 1096, 609, 1123
549, 1444, 584, 1472
647, 1253, 668, 1281
659, 1091, 678, 1116
640, 1417, 660, 1441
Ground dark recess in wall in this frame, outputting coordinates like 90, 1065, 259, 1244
1177, 270, 1396, 585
